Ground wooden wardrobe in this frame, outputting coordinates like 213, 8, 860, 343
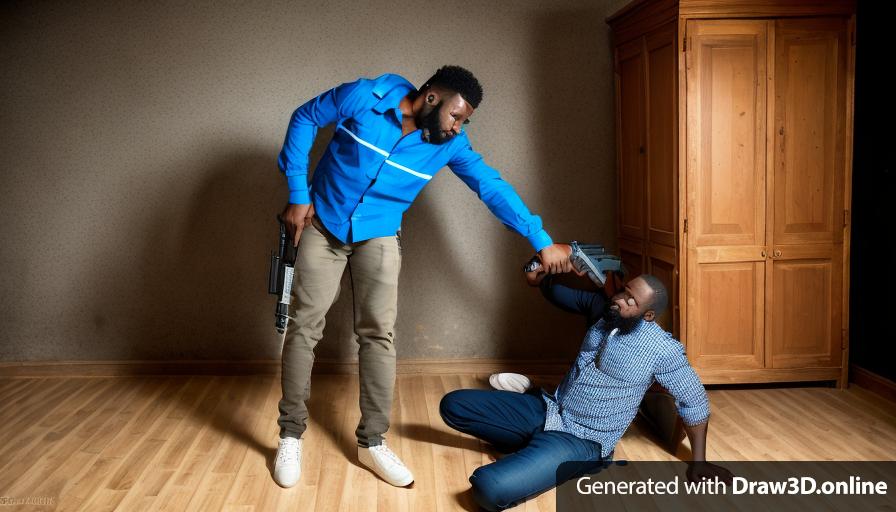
607, 0, 856, 386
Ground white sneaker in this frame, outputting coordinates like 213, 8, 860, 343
488, 373, 531, 393
274, 436, 302, 487
358, 442, 414, 487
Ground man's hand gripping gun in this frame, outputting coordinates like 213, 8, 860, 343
524, 241, 627, 290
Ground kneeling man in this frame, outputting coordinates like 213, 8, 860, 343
440, 271, 730, 511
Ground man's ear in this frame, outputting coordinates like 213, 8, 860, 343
642, 310, 656, 322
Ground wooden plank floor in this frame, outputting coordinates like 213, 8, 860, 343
1, 374, 894, 511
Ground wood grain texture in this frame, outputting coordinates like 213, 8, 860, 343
685, 19, 769, 376
610, 0, 855, 385
766, 17, 849, 374
646, 22, 679, 249
0, 360, 572, 378
679, 0, 856, 18
617, 37, 648, 242
0, 374, 892, 511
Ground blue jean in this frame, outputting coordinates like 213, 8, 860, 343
439, 389, 608, 511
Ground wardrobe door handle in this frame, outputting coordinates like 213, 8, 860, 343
761, 250, 767, 259
774, 249, 783, 258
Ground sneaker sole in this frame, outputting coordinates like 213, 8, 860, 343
273, 472, 300, 488
358, 458, 414, 487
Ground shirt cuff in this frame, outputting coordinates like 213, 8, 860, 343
679, 405, 710, 427
286, 175, 311, 204
527, 230, 553, 253
682, 414, 710, 427
288, 189, 311, 205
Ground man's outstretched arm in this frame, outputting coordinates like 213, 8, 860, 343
447, 142, 572, 273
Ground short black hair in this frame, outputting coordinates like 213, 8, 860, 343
639, 274, 669, 316
422, 65, 483, 109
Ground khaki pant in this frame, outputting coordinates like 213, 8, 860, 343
277, 216, 402, 447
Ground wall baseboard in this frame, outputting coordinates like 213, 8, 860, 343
850, 364, 896, 403
0, 359, 570, 378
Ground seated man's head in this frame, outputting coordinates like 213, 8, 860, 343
416, 65, 482, 144
605, 274, 668, 333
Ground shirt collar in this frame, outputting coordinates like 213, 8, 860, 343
372, 83, 414, 118
370, 79, 470, 139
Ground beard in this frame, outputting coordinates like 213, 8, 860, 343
603, 302, 642, 334
418, 102, 453, 145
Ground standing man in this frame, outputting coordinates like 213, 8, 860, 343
273, 66, 571, 488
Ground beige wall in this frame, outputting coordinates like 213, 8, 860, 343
0, 0, 630, 363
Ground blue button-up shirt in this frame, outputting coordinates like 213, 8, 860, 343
277, 73, 553, 250
539, 277, 710, 458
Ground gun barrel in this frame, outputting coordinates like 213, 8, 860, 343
272, 215, 294, 333
275, 303, 289, 334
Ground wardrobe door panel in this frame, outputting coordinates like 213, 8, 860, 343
767, 17, 849, 369
686, 20, 769, 369
646, 22, 678, 248
617, 39, 647, 241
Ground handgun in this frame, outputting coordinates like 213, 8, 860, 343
268, 215, 296, 334
523, 241, 626, 287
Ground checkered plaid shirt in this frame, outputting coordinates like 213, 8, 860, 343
542, 312, 709, 458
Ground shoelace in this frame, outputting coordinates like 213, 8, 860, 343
371, 444, 406, 467
277, 439, 300, 464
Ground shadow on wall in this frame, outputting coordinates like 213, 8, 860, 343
395, 6, 617, 363
491, 6, 617, 362
88, 128, 335, 361
86, 0, 616, 364
131, 149, 278, 360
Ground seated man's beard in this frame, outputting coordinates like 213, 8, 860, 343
604, 303, 642, 334
419, 104, 452, 145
